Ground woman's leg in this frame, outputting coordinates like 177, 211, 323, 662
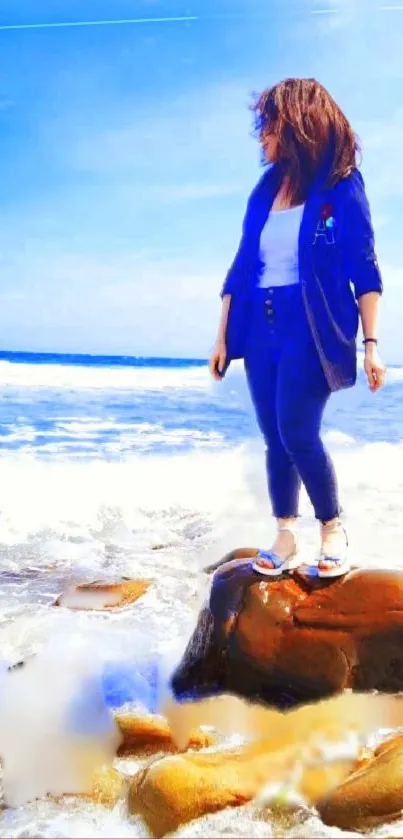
245, 351, 301, 521
276, 344, 340, 524
244, 345, 301, 565
275, 339, 349, 575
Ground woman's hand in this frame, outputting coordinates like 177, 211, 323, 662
364, 344, 386, 392
209, 338, 227, 381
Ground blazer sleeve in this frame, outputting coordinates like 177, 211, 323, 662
339, 169, 383, 300
220, 180, 262, 299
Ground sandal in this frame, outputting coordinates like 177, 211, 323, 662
253, 525, 300, 577
317, 520, 350, 578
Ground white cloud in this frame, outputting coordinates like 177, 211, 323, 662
42, 80, 258, 189
0, 246, 225, 356
0, 239, 401, 361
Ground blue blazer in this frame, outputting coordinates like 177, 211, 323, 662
221, 163, 383, 392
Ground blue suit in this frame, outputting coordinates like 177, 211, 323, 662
221, 164, 383, 392
220, 163, 383, 522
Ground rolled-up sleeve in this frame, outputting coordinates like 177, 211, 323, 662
220, 199, 253, 298
340, 170, 383, 300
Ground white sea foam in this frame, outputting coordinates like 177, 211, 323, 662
0, 359, 209, 391
0, 435, 401, 574
0, 628, 121, 808
1, 422, 223, 455
0, 353, 401, 395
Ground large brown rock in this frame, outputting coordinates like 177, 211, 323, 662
128, 732, 349, 837
75, 713, 218, 808
84, 698, 403, 834
318, 732, 403, 831
172, 551, 403, 705
128, 692, 403, 837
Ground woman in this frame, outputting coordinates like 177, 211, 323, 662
209, 78, 386, 579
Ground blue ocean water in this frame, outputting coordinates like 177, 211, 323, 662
0, 350, 401, 461
0, 350, 252, 459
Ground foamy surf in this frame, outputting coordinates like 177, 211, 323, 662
0, 437, 401, 569
0, 358, 209, 391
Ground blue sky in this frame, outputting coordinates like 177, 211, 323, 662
0, 0, 402, 359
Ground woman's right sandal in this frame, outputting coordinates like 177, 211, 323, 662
252, 526, 301, 577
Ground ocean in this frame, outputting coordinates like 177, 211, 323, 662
0, 349, 402, 837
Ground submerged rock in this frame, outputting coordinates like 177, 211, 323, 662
172, 552, 403, 705
54, 578, 151, 611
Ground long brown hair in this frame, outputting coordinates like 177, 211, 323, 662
252, 78, 360, 203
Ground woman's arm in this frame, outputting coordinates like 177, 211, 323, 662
359, 291, 386, 392
216, 295, 231, 343
210, 184, 255, 380
340, 170, 383, 300
340, 170, 386, 391
220, 171, 270, 299
358, 291, 380, 343
209, 295, 231, 381
210, 171, 272, 379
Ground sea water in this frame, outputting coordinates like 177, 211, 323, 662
0, 350, 402, 837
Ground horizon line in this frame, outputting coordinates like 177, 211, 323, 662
0, 349, 208, 361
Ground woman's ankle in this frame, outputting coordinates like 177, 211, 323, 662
320, 518, 347, 554
277, 516, 298, 533
321, 516, 342, 528
272, 518, 298, 559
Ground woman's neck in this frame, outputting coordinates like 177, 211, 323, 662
272, 176, 301, 211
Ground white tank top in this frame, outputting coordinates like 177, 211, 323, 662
257, 204, 304, 288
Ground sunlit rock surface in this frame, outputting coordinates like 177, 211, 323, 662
127, 692, 403, 836
172, 554, 403, 705
318, 732, 403, 831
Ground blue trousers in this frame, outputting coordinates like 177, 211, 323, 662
244, 286, 341, 522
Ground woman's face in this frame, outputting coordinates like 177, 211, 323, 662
261, 131, 278, 164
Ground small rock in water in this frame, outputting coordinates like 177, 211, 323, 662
54, 579, 151, 611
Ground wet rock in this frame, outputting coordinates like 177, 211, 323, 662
116, 712, 216, 757
91, 765, 130, 807
128, 692, 403, 836
54, 579, 151, 611
128, 746, 355, 838
172, 553, 403, 705
318, 732, 403, 831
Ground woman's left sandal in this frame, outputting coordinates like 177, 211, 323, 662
317, 523, 350, 578
317, 556, 351, 578
253, 550, 301, 577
